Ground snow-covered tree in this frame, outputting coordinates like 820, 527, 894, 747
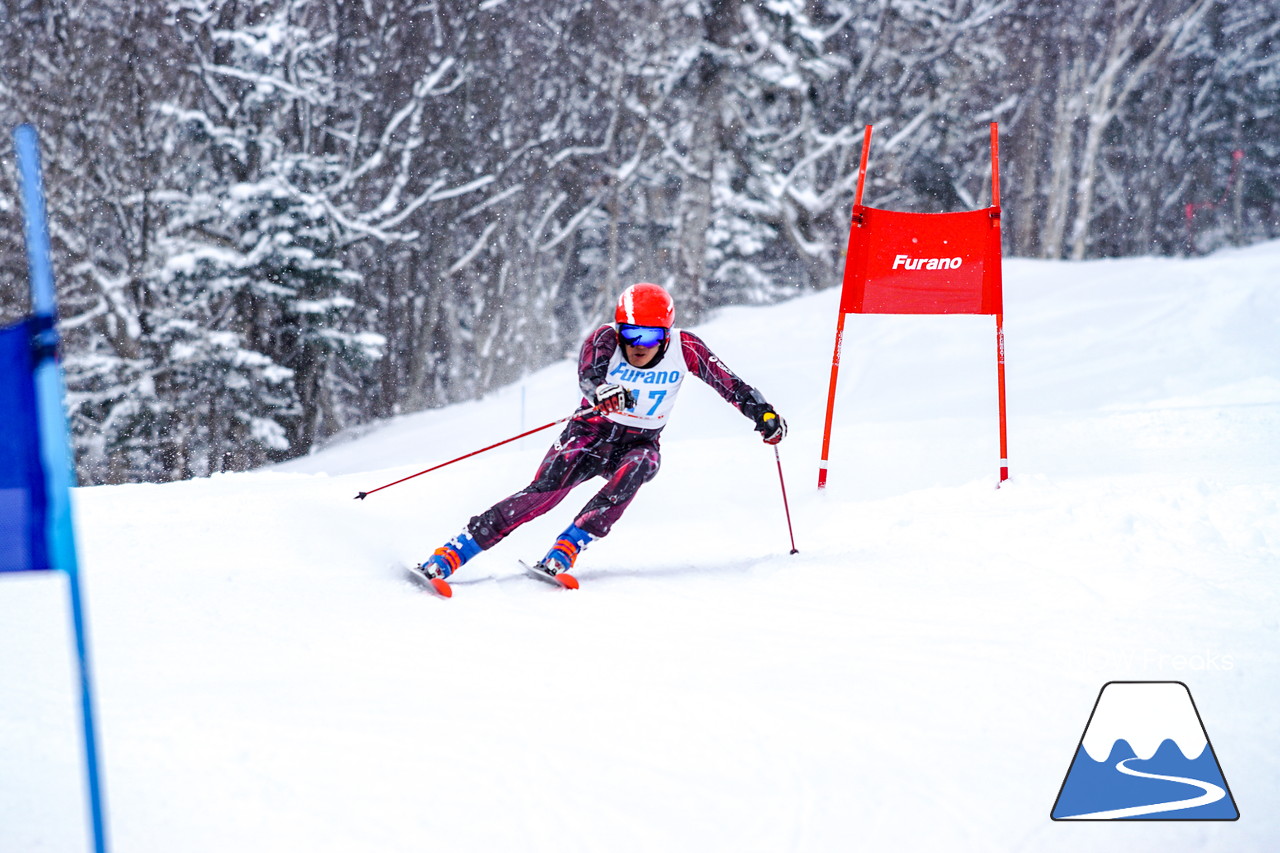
106, 1, 377, 475
4, 0, 1280, 483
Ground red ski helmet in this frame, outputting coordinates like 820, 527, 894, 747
615, 283, 675, 329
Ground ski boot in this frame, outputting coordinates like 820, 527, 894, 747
526, 524, 592, 589
411, 531, 481, 597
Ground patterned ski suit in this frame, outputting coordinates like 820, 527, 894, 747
466, 324, 774, 550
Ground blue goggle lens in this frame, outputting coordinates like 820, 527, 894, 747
618, 324, 668, 347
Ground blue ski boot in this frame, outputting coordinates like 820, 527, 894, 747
538, 523, 594, 576
416, 530, 481, 580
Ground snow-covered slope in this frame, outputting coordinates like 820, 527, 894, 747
4, 244, 1279, 852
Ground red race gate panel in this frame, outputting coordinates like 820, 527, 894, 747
840, 206, 1002, 316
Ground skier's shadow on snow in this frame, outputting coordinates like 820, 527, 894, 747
469, 558, 775, 587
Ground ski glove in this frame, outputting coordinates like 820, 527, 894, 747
594, 383, 635, 414
755, 410, 787, 445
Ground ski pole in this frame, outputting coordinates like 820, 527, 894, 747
773, 444, 799, 554
354, 405, 594, 500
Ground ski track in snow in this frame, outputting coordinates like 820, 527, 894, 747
4, 244, 1280, 852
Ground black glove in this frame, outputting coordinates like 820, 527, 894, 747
754, 409, 786, 445
594, 383, 634, 414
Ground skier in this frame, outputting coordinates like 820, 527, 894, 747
415, 282, 787, 583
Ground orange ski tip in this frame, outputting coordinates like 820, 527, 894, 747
556, 573, 580, 590
430, 577, 453, 598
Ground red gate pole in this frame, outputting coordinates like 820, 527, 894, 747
996, 313, 1009, 484
853, 124, 873, 207
989, 122, 1001, 208
990, 122, 1009, 485
818, 126, 873, 490
818, 310, 847, 489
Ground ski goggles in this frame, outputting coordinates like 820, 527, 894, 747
617, 323, 668, 348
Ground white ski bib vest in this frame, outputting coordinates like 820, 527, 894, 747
603, 329, 687, 429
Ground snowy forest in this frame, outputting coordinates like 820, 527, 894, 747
0, 0, 1277, 485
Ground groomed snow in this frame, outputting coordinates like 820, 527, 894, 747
4, 243, 1279, 851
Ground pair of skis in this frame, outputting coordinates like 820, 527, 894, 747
407, 560, 578, 599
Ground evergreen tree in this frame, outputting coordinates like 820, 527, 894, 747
144, 0, 382, 474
